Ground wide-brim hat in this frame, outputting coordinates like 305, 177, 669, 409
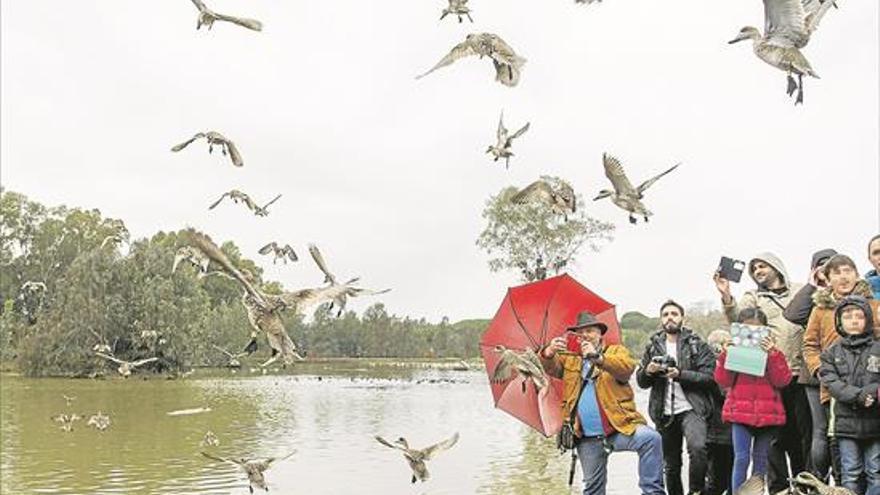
567, 311, 608, 334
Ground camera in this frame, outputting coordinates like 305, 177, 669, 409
651, 355, 677, 374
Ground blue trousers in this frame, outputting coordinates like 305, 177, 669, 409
576, 425, 665, 495
838, 437, 880, 495
731, 423, 775, 492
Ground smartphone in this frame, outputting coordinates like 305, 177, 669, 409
565, 332, 583, 354
718, 256, 746, 283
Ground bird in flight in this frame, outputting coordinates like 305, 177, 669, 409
487, 111, 530, 169
94, 352, 158, 378
259, 243, 298, 264
511, 179, 576, 221
491, 346, 549, 393
171, 131, 244, 167
375, 432, 459, 484
593, 153, 680, 224
201, 450, 295, 493
440, 0, 473, 23
417, 33, 526, 87
728, 0, 837, 104
189, 0, 263, 32
209, 190, 282, 217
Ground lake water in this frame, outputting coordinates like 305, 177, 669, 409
0, 360, 656, 494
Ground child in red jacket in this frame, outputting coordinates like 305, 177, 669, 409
714, 308, 792, 492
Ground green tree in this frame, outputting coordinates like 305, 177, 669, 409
476, 178, 614, 282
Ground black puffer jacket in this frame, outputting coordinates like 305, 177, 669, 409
636, 328, 717, 429
818, 296, 880, 439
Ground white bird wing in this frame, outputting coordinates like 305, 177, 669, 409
208, 192, 231, 210
496, 112, 507, 142
258, 242, 277, 255
416, 39, 479, 79
509, 122, 530, 140
201, 451, 245, 467
262, 451, 296, 468
349, 286, 391, 297
635, 163, 680, 196
279, 287, 334, 315
213, 12, 263, 32
802, 0, 835, 36
190, 0, 208, 13
511, 181, 553, 205
130, 357, 158, 368
763, 0, 809, 48
260, 194, 282, 210
602, 153, 637, 196
491, 350, 517, 383
185, 229, 268, 307
282, 245, 298, 262
171, 133, 204, 152
375, 436, 406, 451
94, 352, 125, 364
224, 140, 245, 166
421, 432, 459, 460
308, 244, 337, 284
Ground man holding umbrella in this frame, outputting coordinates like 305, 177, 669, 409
540, 311, 665, 495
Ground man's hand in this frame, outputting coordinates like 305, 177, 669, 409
580, 341, 597, 358
713, 271, 733, 304
542, 337, 567, 359
645, 361, 663, 375
863, 393, 876, 408
665, 367, 680, 380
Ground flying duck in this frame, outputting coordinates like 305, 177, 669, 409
593, 153, 680, 224
417, 33, 526, 87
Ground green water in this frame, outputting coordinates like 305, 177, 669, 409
0, 361, 649, 494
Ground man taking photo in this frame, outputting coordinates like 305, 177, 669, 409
637, 300, 716, 495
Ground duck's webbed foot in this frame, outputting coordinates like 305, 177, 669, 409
795, 74, 804, 105
644, 216, 649, 223
786, 74, 797, 96
628, 215, 637, 225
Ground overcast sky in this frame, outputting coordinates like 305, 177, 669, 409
2, 0, 878, 322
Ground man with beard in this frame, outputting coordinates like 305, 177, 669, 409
714, 253, 810, 493
636, 300, 715, 495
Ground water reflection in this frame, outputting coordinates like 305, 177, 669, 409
1, 362, 652, 494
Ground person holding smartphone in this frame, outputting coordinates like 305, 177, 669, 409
540, 311, 664, 495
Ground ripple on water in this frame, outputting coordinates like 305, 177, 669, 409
2, 368, 655, 494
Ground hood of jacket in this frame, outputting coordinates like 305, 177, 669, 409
749, 252, 791, 292
834, 295, 875, 341
813, 279, 874, 309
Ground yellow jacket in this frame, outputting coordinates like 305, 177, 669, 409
541, 345, 646, 437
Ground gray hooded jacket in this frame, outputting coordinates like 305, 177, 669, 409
722, 252, 805, 376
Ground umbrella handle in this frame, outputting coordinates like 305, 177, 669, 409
568, 448, 577, 486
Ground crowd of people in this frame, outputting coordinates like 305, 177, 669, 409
539, 234, 880, 495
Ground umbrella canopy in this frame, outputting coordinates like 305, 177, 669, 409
480, 274, 620, 437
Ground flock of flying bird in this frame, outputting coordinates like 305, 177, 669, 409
34, 0, 852, 492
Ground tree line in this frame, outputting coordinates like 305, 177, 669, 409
0, 189, 485, 376
0, 189, 725, 377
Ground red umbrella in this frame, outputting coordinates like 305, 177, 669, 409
480, 274, 621, 437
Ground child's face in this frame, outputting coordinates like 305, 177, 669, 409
840, 307, 867, 336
